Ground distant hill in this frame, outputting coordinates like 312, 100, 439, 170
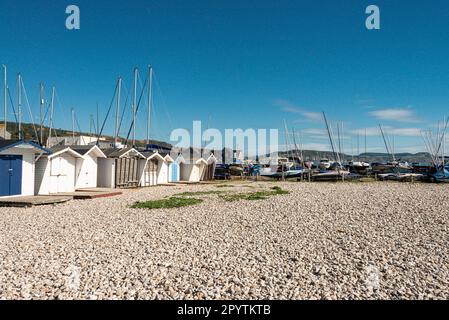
4, 121, 172, 149
278, 150, 433, 164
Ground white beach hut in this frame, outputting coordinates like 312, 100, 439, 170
180, 158, 208, 182
0, 140, 49, 198
138, 151, 169, 187
71, 145, 107, 189
157, 153, 174, 185
162, 154, 176, 183
35, 146, 84, 195
169, 153, 185, 183
97, 148, 145, 189
178, 149, 208, 182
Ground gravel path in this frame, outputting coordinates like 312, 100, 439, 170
0, 181, 448, 300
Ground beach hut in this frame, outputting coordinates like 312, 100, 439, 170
97, 148, 145, 189
138, 151, 166, 187
180, 158, 207, 182
169, 153, 185, 183
35, 146, 84, 195
177, 149, 208, 182
0, 140, 49, 197
163, 154, 177, 183
202, 152, 218, 181
158, 153, 174, 184
71, 145, 107, 189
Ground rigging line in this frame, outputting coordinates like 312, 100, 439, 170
117, 80, 131, 138
74, 112, 87, 145
91, 115, 97, 138
426, 131, 438, 165
323, 112, 338, 164
40, 85, 47, 129
124, 74, 149, 146
138, 73, 150, 136
42, 102, 51, 126
54, 89, 66, 130
329, 122, 339, 162
20, 78, 39, 140
138, 72, 158, 143
150, 90, 158, 142
143, 74, 160, 144
7, 86, 19, 133
421, 131, 437, 166
427, 131, 437, 164
97, 81, 119, 144
52, 124, 60, 143
434, 117, 449, 159
153, 71, 174, 131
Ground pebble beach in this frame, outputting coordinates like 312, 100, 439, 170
0, 181, 448, 300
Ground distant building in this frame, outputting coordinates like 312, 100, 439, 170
46, 135, 107, 147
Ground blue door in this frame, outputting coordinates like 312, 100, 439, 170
171, 163, 178, 182
0, 155, 23, 197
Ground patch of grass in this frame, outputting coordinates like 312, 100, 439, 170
132, 197, 203, 209
215, 184, 235, 188
174, 190, 226, 197
220, 187, 290, 202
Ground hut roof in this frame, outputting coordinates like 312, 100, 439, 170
0, 140, 50, 153
140, 150, 166, 161
102, 148, 145, 159
48, 146, 84, 159
70, 145, 106, 158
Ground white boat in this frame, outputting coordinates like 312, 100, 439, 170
319, 159, 332, 170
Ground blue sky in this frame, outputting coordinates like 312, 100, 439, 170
1, 0, 449, 153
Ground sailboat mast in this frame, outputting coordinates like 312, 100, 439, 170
48, 87, 55, 147
379, 124, 394, 162
392, 135, 395, 161
3, 65, 6, 139
292, 128, 304, 166
357, 132, 360, 160
341, 122, 344, 163
132, 67, 138, 146
146, 65, 153, 148
89, 115, 93, 138
71, 108, 75, 140
283, 120, 291, 161
17, 73, 22, 140
442, 132, 446, 168
337, 123, 341, 157
96, 103, 99, 139
364, 128, 367, 160
40, 82, 44, 144
115, 77, 122, 146
323, 112, 338, 163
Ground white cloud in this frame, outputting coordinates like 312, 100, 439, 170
301, 128, 327, 136
368, 108, 419, 123
350, 126, 422, 137
302, 112, 323, 122
274, 99, 322, 123
301, 143, 331, 151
